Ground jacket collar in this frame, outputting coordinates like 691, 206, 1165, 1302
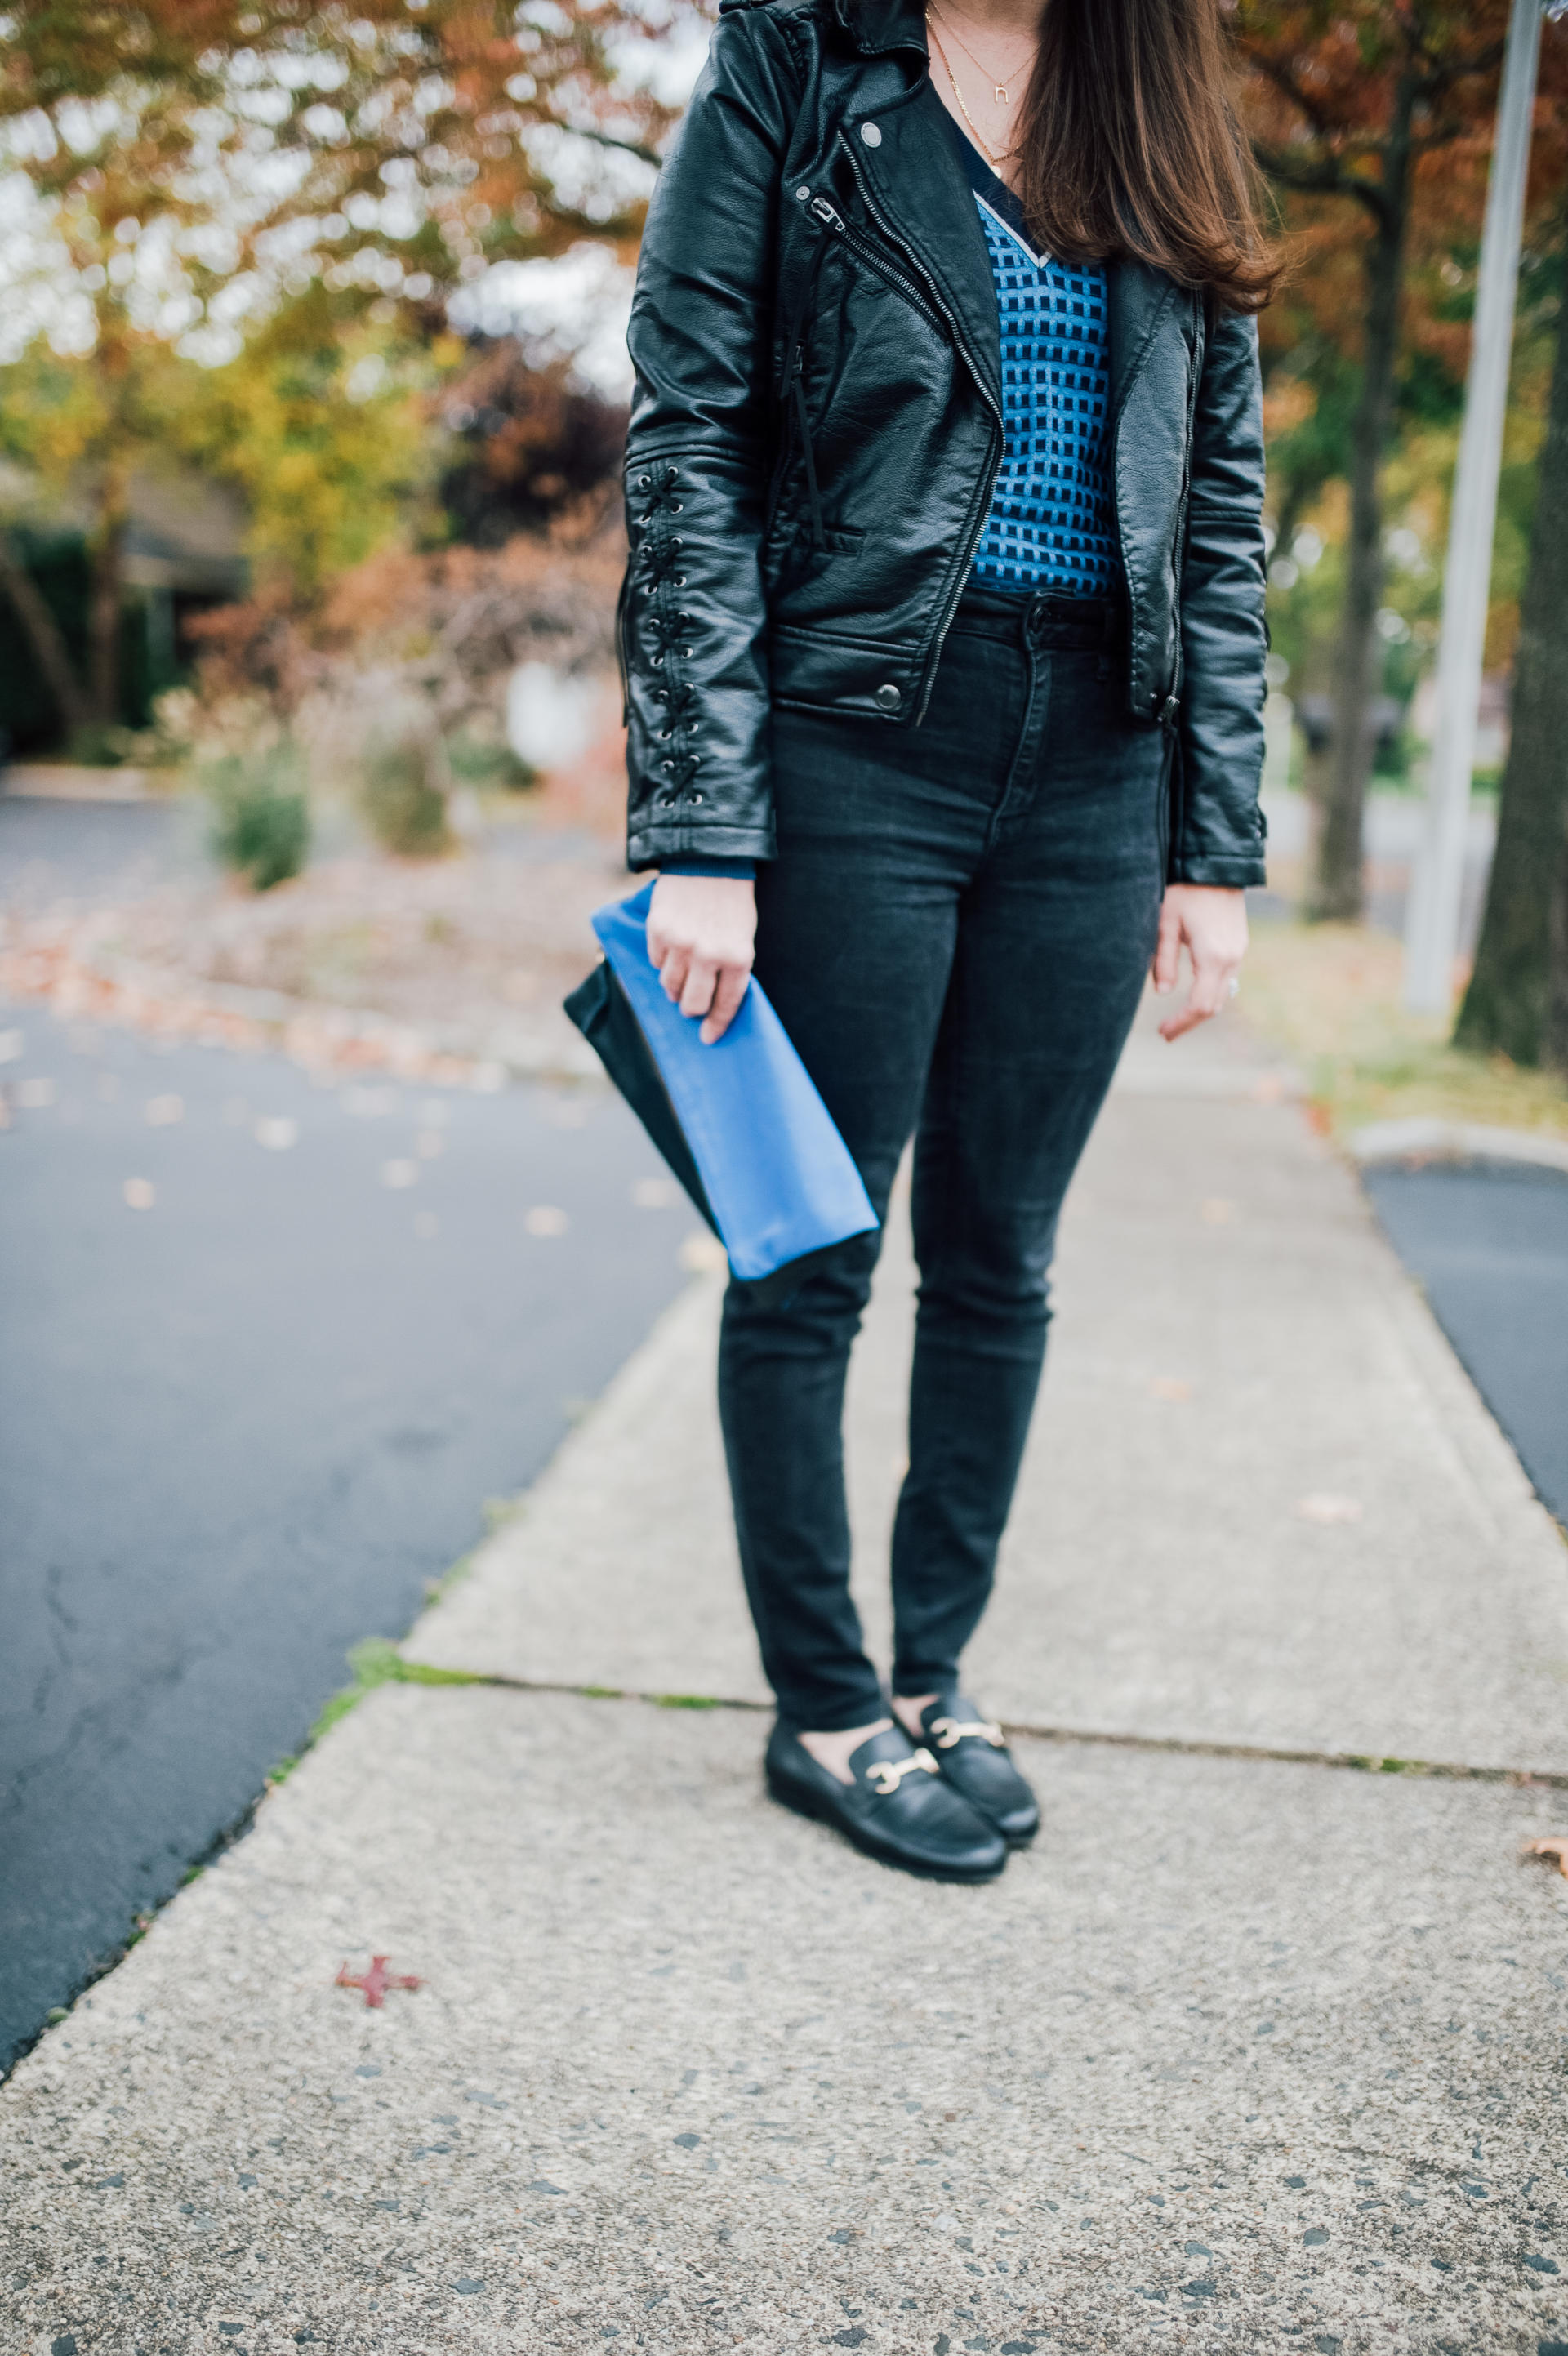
844, 76, 1000, 406
1107, 261, 1183, 422
833, 3, 1183, 412
831, 0, 929, 57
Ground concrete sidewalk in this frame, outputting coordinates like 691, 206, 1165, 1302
4, 998, 1568, 2356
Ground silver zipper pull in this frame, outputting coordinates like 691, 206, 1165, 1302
808, 195, 845, 233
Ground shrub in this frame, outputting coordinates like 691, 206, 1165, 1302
444, 727, 536, 792
361, 726, 452, 857
203, 740, 310, 891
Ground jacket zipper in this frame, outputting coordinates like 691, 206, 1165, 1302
778, 194, 949, 554
806, 194, 947, 336
834, 145, 1004, 722
770, 221, 836, 550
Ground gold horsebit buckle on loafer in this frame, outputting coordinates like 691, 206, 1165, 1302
864, 1748, 940, 1795
929, 1717, 1005, 1750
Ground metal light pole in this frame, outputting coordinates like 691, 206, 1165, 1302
1402, 0, 1548, 1013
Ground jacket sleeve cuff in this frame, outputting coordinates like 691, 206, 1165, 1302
628, 819, 777, 872
1168, 853, 1268, 890
661, 857, 757, 881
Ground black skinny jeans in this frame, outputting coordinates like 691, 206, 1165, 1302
719, 586, 1169, 1731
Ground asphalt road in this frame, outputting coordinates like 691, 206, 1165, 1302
0, 1002, 702, 2073
1364, 1156, 1568, 1530
0, 790, 204, 905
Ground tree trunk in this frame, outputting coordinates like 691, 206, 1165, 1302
0, 533, 90, 742
1456, 274, 1568, 1063
1309, 78, 1416, 923
86, 476, 128, 733
1546, 839, 1568, 1073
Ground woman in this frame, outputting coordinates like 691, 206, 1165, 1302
621, 0, 1273, 1880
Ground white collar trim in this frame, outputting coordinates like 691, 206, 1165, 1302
973, 188, 1050, 269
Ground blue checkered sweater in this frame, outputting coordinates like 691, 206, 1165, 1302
949, 125, 1120, 600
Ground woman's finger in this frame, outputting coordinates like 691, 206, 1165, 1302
1186, 950, 1230, 1024
659, 943, 691, 1003
700, 963, 752, 1045
679, 955, 719, 1020
1159, 951, 1236, 1040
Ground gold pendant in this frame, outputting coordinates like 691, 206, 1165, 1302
995, 82, 1009, 103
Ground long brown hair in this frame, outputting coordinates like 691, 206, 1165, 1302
1012, 0, 1277, 314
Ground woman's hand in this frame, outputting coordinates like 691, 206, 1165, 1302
1152, 884, 1248, 1042
647, 873, 758, 1044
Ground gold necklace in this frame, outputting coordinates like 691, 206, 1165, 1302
926, 22, 1009, 167
929, 3, 1032, 105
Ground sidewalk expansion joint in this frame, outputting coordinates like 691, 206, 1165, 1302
395, 1663, 1568, 1790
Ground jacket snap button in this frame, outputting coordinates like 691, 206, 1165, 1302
860, 122, 882, 146
795, 185, 810, 201
874, 681, 901, 710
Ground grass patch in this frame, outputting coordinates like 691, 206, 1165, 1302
654, 1693, 724, 1710
423, 1549, 476, 1605
267, 1636, 482, 1783
1242, 920, 1568, 1143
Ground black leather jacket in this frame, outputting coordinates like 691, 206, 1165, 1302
621, 0, 1269, 889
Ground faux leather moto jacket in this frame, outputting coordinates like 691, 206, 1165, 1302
621, 0, 1269, 889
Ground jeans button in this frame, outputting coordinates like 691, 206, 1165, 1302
874, 681, 901, 711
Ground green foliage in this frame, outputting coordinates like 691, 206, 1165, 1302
361, 729, 452, 857
203, 740, 310, 891
445, 728, 536, 792
175, 291, 447, 596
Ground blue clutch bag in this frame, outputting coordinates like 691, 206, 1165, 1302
564, 882, 878, 1302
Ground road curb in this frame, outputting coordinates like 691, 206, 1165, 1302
1348, 1115, 1568, 1174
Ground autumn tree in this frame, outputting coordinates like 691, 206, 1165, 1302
1233, 1, 1530, 920
0, 0, 697, 742
1455, 243, 1568, 1065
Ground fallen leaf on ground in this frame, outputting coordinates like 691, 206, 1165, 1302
1524, 1837, 1568, 1880
336, 1956, 421, 2008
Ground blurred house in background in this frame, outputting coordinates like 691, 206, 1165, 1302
0, 465, 247, 755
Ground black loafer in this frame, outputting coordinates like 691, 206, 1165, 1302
902, 1695, 1039, 1844
764, 1722, 1007, 1883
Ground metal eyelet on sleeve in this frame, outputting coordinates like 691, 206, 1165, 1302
626, 461, 704, 828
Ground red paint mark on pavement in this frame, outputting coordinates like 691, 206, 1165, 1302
336, 1956, 421, 2008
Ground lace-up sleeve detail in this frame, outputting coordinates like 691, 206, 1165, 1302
619, 11, 798, 871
